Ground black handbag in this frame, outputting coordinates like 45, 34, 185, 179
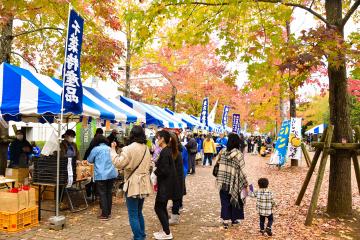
212, 161, 219, 177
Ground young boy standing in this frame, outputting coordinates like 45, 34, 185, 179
250, 178, 276, 236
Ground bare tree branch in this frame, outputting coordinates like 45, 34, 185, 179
12, 27, 64, 38
341, 0, 360, 27
11, 52, 38, 72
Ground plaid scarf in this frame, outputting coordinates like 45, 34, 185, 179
216, 148, 248, 207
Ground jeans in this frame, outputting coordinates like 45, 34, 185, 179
203, 153, 213, 166
260, 214, 273, 230
126, 196, 146, 240
96, 179, 114, 217
219, 190, 244, 222
188, 153, 196, 173
155, 200, 170, 234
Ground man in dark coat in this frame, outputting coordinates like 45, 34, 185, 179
185, 134, 197, 174
9, 130, 32, 168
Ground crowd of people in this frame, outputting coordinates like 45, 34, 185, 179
6, 126, 276, 239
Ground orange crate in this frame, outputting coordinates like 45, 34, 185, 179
0, 206, 38, 233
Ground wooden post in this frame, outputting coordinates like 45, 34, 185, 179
305, 125, 334, 226
352, 154, 360, 195
301, 143, 311, 167
353, 126, 360, 194
295, 128, 328, 206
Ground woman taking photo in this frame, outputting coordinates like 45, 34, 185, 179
111, 126, 152, 240
153, 130, 179, 240
215, 133, 248, 229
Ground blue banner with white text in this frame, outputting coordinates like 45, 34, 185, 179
63, 9, 84, 114
222, 105, 230, 127
200, 97, 209, 126
232, 114, 240, 134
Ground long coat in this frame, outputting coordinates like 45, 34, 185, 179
154, 147, 180, 202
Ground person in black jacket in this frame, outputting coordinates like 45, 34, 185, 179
9, 130, 32, 168
169, 132, 185, 226
83, 128, 104, 160
153, 130, 178, 240
185, 134, 197, 175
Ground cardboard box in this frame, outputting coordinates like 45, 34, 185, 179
76, 164, 94, 181
5, 168, 29, 187
0, 191, 27, 213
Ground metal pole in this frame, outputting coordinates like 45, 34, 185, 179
57, 3, 71, 218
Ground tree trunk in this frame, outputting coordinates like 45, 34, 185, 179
124, 30, 131, 98
325, 0, 353, 216
289, 85, 296, 118
171, 85, 177, 112
0, 16, 13, 175
0, 16, 13, 63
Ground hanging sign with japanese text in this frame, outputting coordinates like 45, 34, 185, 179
222, 106, 230, 127
232, 114, 240, 134
287, 118, 302, 161
200, 97, 209, 126
63, 9, 84, 114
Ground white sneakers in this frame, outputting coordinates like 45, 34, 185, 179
169, 214, 180, 225
153, 231, 173, 240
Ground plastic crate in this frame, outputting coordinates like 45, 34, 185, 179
0, 206, 38, 233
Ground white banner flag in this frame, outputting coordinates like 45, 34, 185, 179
287, 117, 302, 161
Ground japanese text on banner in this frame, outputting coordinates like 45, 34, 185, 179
200, 97, 209, 126
232, 114, 240, 134
222, 106, 230, 127
63, 9, 84, 114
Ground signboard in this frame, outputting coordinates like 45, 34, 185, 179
200, 97, 209, 126
222, 105, 230, 127
269, 120, 291, 166
232, 113, 240, 134
287, 118, 302, 160
62, 9, 84, 114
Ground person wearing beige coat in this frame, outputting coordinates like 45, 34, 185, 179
111, 126, 152, 240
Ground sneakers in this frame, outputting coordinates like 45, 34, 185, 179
153, 231, 173, 240
169, 214, 180, 225
223, 223, 229, 229
260, 230, 265, 235
232, 220, 240, 225
265, 227, 273, 236
97, 215, 109, 221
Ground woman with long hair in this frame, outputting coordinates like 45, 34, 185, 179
152, 130, 179, 240
215, 133, 248, 229
111, 126, 152, 240
168, 132, 185, 225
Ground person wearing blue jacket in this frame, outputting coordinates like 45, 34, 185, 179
87, 135, 118, 221
216, 133, 228, 154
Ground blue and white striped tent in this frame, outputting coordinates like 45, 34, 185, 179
120, 96, 186, 129
305, 124, 327, 135
188, 115, 226, 133
164, 108, 206, 130
0, 63, 144, 123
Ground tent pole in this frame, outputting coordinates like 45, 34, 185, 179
56, 118, 61, 217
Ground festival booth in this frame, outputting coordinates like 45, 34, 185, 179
120, 96, 186, 129
305, 124, 326, 135
164, 108, 206, 130
0, 63, 146, 224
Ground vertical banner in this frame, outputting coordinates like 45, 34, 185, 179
62, 9, 84, 114
287, 117, 302, 160
269, 120, 291, 166
232, 114, 240, 133
208, 99, 218, 124
200, 97, 209, 126
222, 105, 230, 127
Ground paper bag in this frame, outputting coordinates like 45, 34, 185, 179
18, 190, 27, 211
0, 192, 19, 212
28, 188, 36, 208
